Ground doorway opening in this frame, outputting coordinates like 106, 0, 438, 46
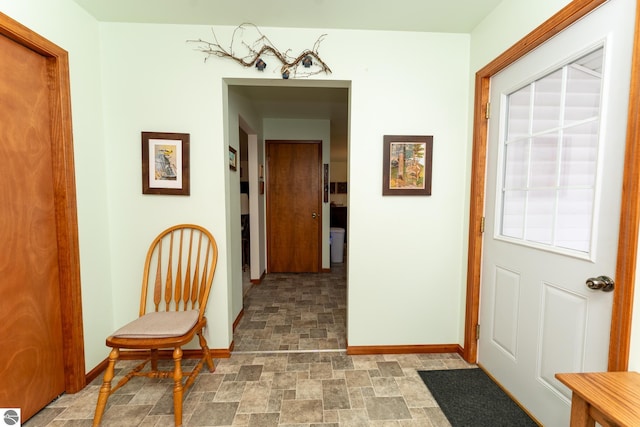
227, 80, 350, 353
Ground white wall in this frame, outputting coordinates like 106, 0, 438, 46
263, 118, 332, 269
1, 0, 115, 371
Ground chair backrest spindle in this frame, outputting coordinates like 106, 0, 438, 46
164, 231, 175, 311
173, 229, 184, 309
140, 224, 218, 318
182, 229, 194, 310
196, 234, 207, 307
186, 232, 203, 310
153, 240, 163, 311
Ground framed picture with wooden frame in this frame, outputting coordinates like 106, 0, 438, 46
141, 131, 190, 195
382, 135, 433, 196
229, 146, 238, 171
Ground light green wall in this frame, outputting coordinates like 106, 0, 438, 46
98, 22, 232, 349
226, 86, 264, 337
5, 0, 640, 376
470, 0, 573, 71
343, 31, 471, 346
98, 23, 473, 350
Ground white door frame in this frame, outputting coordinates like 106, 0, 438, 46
463, 0, 640, 371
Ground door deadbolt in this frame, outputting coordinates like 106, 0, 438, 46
586, 275, 615, 292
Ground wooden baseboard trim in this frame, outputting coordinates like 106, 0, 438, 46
85, 358, 109, 385
250, 270, 266, 285
211, 345, 233, 359
346, 344, 463, 356
233, 308, 244, 332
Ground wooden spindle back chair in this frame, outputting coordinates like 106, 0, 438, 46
93, 224, 218, 427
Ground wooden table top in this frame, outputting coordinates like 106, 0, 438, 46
556, 371, 640, 426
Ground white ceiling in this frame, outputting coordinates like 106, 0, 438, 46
72, 0, 502, 161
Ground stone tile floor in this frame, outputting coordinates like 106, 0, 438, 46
234, 265, 347, 353
24, 265, 476, 426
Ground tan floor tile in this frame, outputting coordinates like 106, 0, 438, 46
371, 377, 401, 397
296, 378, 323, 400
337, 408, 370, 426
271, 371, 298, 389
364, 396, 412, 421
192, 373, 224, 393
323, 409, 339, 423
345, 370, 373, 388
280, 399, 323, 424
323, 378, 351, 410
214, 381, 246, 402
232, 412, 250, 425
188, 401, 238, 426
247, 412, 279, 427
348, 387, 366, 409
310, 362, 334, 379
237, 381, 270, 413
396, 376, 438, 407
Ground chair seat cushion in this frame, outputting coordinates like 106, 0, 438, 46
112, 310, 200, 338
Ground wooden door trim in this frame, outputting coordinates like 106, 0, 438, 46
464, 0, 640, 372
609, 0, 640, 371
0, 12, 86, 391
265, 140, 323, 273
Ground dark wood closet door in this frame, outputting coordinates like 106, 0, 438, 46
266, 140, 322, 273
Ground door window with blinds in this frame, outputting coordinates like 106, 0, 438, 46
498, 47, 604, 256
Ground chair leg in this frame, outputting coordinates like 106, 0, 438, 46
150, 348, 159, 371
93, 348, 119, 426
198, 331, 215, 372
172, 347, 184, 427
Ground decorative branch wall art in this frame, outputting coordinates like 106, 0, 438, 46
188, 23, 331, 79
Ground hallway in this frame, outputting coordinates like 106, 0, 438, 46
235, 266, 347, 352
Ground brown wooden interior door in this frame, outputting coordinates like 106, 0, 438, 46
266, 140, 322, 273
0, 33, 66, 420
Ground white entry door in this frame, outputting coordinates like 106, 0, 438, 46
478, 0, 635, 425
